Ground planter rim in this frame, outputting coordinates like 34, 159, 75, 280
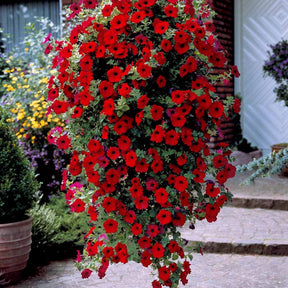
0, 216, 32, 228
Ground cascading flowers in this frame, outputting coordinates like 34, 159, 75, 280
45, 0, 240, 287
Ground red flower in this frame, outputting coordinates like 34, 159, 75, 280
158, 266, 171, 282
136, 110, 144, 126
130, 10, 146, 23
51, 100, 69, 114
213, 155, 228, 168
124, 150, 137, 167
174, 31, 191, 44
102, 4, 113, 17
209, 101, 224, 118
174, 176, 188, 192
174, 42, 190, 55
153, 19, 169, 34
107, 147, 120, 160
192, 168, 206, 183
165, 130, 179, 146
71, 198, 85, 213
225, 163, 236, 178
177, 154, 187, 166
153, 52, 166, 65
135, 158, 149, 173
171, 90, 185, 104
124, 210, 137, 224
152, 280, 162, 288
156, 210, 172, 225
164, 4, 178, 18
171, 113, 186, 127
217, 195, 228, 207
155, 188, 168, 205
129, 184, 143, 198
138, 236, 152, 249
180, 191, 190, 207
231, 65, 240, 77
105, 168, 120, 185
172, 212, 185, 227
134, 195, 149, 210
99, 80, 115, 99
141, 251, 152, 267
131, 223, 142, 236
56, 135, 71, 150
102, 197, 118, 213
71, 106, 84, 118
156, 75, 166, 88
81, 269, 92, 279
102, 99, 115, 116
102, 247, 114, 258
216, 169, 228, 184
117, 135, 131, 151
137, 62, 152, 78
151, 158, 163, 173
146, 178, 158, 191
233, 98, 241, 113
107, 66, 123, 82
161, 39, 173, 52
206, 182, 220, 198
118, 83, 131, 98
102, 125, 109, 139
151, 125, 165, 143
152, 242, 165, 258
83, 0, 97, 9
146, 224, 160, 238
103, 219, 118, 233
137, 94, 150, 109
205, 203, 220, 223
150, 105, 164, 121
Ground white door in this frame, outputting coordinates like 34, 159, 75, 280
235, 0, 288, 154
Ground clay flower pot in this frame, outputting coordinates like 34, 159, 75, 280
0, 217, 32, 285
271, 143, 288, 176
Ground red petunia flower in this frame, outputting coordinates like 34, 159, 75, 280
134, 195, 149, 210
118, 83, 131, 98
124, 150, 137, 167
153, 19, 169, 34
164, 4, 178, 18
216, 169, 228, 184
231, 65, 240, 78
206, 182, 220, 198
130, 10, 146, 23
165, 130, 179, 146
150, 105, 164, 121
99, 80, 115, 99
71, 106, 84, 118
209, 101, 224, 118
56, 135, 71, 150
131, 223, 142, 236
171, 113, 186, 127
102, 247, 114, 258
205, 203, 220, 223
161, 39, 173, 52
152, 242, 165, 258
171, 90, 185, 104
107, 66, 123, 82
213, 155, 228, 168
117, 135, 131, 151
105, 168, 120, 185
137, 62, 152, 78
156, 209, 172, 225
172, 212, 186, 227
151, 158, 163, 173
51, 100, 69, 114
102, 197, 118, 213
71, 198, 85, 213
124, 210, 137, 224
135, 158, 149, 173
107, 147, 120, 160
138, 236, 152, 249
103, 219, 118, 233
129, 184, 143, 198
156, 75, 166, 88
81, 269, 92, 279
174, 42, 190, 55
137, 94, 150, 109
135, 110, 144, 126
192, 168, 206, 183
146, 224, 160, 238
102, 98, 115, 116
155, 188, 169, 204
177, 154, 187, 166
174, 176, 188, 192
158, 266, 171, 282
141, 251, 152, 267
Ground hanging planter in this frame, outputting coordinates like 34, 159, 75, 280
45, 0, 240, 287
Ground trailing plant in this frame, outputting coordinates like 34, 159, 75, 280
263, 39, 288, 107
0, 106, 39, 224
46, 0, 240, 287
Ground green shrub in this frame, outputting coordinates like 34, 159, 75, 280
0, 106, 39, 224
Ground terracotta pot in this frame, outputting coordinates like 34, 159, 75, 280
0, 217, 32, 285
271, 144, 288, 176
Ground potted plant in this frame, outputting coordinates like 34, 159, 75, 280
45, 0, 240, 287
263, 39, 288, 175
0, 107, 39, 284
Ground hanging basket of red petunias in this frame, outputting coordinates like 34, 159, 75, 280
46, 0, 240, 287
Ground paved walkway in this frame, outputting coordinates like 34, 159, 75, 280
8, 254, 288, 288
6, 171, 288, 288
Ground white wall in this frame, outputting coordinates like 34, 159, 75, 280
234, 0, 288, 154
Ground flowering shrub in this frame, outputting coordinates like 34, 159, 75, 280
263, 39, 288, 107
46, 0, 240, 287
0, 20, 69, 202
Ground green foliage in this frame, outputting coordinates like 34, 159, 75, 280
0, 106, 39, 224
237, 145, 288, 182
29, 203, 61, 251
48, 194, 91, 247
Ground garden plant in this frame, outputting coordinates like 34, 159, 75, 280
45, 0, 240, 287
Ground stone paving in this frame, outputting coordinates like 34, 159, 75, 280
5, 171, 288, 288
8, 254, 288, 288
